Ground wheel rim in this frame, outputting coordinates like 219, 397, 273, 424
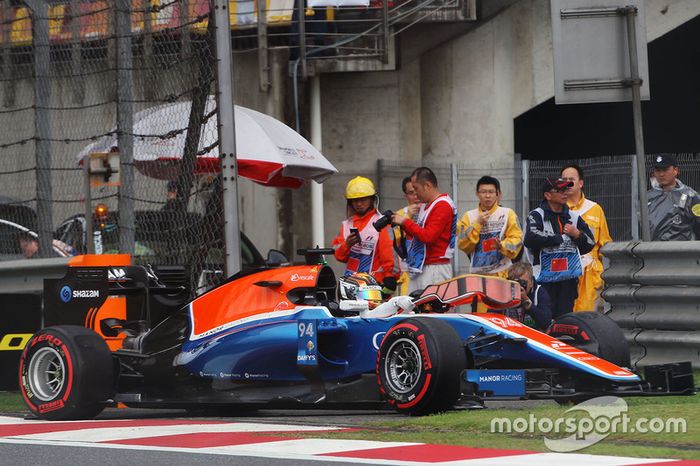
28, 347, 66, 402
384, 337, 422, 394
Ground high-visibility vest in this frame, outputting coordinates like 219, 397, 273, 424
531, 207, 583, 283
342, 212, 383, 275
407, 195, 456, 276
466, 206, 511, 274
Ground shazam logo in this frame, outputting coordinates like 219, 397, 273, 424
60, 285, 72, 303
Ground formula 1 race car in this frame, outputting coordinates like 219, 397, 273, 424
19, 249, 695, 420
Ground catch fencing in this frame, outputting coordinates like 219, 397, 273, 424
526, 153, 700, 241
0, 0, 475, 297
601, 241, 700, 369
376, 158, 522, 276
0, 0, 225, 295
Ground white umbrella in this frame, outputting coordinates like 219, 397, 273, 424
77, 97, 337, 188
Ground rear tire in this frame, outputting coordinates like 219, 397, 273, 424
548, 312, 631, 368
19, 325, 114, 420
377, 318, 466, 416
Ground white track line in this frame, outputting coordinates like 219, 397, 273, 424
12, 422, 340, 442
0, 416, 682, 466
207, 438, 419, 455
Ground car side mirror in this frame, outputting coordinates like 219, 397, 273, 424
266, 249, 289, 266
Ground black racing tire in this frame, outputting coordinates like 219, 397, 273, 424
377, 317, 467, 416
548, 312, 631, 368
19, 325, 114, 420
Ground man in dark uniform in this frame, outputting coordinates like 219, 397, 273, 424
648, 154, 700, 241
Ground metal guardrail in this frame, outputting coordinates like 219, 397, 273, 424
601, 241, 700, 368
0, 257, 69, 294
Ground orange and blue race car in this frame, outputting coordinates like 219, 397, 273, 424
18, 248, 695, 420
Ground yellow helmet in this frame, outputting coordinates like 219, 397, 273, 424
345, 176, 377, 200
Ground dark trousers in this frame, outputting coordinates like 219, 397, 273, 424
541, 279, 578, 319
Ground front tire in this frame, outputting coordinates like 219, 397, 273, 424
548, 312, 631, 368
377, 318, 466, 416
19, 326, 114, 420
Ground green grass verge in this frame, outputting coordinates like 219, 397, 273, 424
350, 397, 699, 459
298, 373, 700, 460
0, 392, 24, 413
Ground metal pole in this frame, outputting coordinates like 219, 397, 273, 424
630, 155, 640, 240
116, 0, 135, 254
297, 0, 307, 78
376, 159, 385, 210
32, 0, 53, 258
2, 2, 15, 108
310, 75, 324, 248
521, 159, 530, 231
450, 163, 459, 277
180, 0, 191, 57
382, 0, 390, 64
256, 0, 270, 92
70, 0, 84, 104
84, 161, 94, 254
625, 6, 650, 241
214, 0, 242, 276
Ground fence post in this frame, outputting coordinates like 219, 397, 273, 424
310, 76, 324, 248
513, 153, 523, 223
214, 0, 242, 276
70, 0, 84, 104
257, 0, 270, 91
32, 0, 53, 258
1, 2, 15, 108
521, 158, 530, 231
451, 163, 459, 276
116, 0, 135, 255
297, 0, 307, 78
625, 7, 651, 241
631, 155, 640, 240
377, 159, 385, 207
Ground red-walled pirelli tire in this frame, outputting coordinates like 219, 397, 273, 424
377, 317, 466, 416
548, 312, 631, 368
19, 326, 114, 420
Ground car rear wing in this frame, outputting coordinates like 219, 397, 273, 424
43, 255, 189, 350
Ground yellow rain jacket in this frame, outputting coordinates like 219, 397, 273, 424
567, 194, 612, 312
457, 203, 523, 279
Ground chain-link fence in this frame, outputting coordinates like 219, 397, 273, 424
0, 0, 226, 295
527, 153, 700, 242
0, 0, 473, 297
378, 154, 700, 276
376, 158, 520, 275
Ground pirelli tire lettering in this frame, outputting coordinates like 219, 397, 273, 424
19, 325, 114, 421
376, 318, 467, 416
0, 333, 32, 351
547, 311, 631, 369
